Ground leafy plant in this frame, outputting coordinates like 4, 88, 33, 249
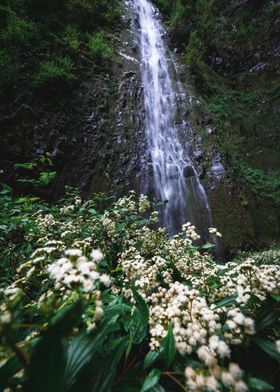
0, 190, 279, 391
33, 56, 76, 91
88, 31, 113, 63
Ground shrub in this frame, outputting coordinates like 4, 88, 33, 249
32, 55, 76, 91
88, 31, 113, 63
184, 31, 205, 71
0, 10, 38, 49
0, 49, 16, 91
61, 25, 79, 52
0, 191, 279, 391
241, 166, 280, 205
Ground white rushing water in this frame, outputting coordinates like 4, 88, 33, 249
132, 0, 213, 236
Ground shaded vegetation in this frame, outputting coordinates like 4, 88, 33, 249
0, 0, 122, 98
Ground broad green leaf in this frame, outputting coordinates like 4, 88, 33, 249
214, 294, 237, 309
201, 242, 214, 250
48, 300, 84, 337
162, 326, 175, 367
144, 350, 161, 369
14, 162, 36, 170
247, 376, 274, 391
255, 297, 280, 332
256, 310, 280, 332
63, 313, 120, 391
0, 356, 22, 390
141, 369, 161, 392
89, 338, 126, 392
130, 289, 149, 344
0, 183, 12, 194
149, 384, 167, 392
29, 301, 84, 392
29, 337, 66, 392
252, 338, 280, 363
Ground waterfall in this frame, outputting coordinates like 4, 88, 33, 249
130, 0, 214, 238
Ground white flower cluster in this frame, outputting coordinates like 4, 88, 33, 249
182, 222, 201, 241
148, 282, 227, 357
101, 212, 116, 236
48, 248, 110, 293
225, 308, 255, 344
216, 258, 280, 304
208, 227, 222, 237
115, 218, 280, 391
139, 194, 150, 214
119, 249, 172, 300
185, 362, 248, 391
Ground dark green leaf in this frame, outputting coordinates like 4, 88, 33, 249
214, 294, 237, 309
29, 301, 84, 392
254, 297, 280, 333
141, 369, 161, 392
247, 376, 274, 391
130, 289, 149, 344
252, 338, 280, 363
48, 300, 84, 337
63, 313, 120, 391
0, 356, 22, 390
162, 326, 175, 367
149, 384, 167, 392
201, 242, 214, 250
29, 337, 66, 392
143, 350, 161, 369
256, 311, 280, 332
89, 338, 126, 392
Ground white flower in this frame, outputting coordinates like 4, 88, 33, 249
206, 376, 218, 390
197, 346, 216, 366
139, 194, 150, 213
217, 341, 230, 358
235, 380, 248, 392
65, 249, 82, 258
221, 372, 235, 386
91, 249, 104, 263
229, 363, 243, 379
94, 307, 104, 320
99, 274, 111, 287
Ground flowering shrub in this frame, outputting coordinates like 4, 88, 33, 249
0, 189, 279, 391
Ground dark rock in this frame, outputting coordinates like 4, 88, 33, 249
183, 165, 195, 178
194, 150, 203, 161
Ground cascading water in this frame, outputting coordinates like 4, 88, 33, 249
130, 0, 214, 238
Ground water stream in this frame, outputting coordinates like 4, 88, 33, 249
130, 0, 214, 237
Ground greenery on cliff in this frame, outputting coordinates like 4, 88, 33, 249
0, 0, 121, 98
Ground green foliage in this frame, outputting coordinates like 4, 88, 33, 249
0, 0, 121, 98
88, 31, 113, 63
61, 25, 80, 53
0, 9, 38, 49
184, 31, 205, 71
241, 166, 280, 206
14, 153, 57, 187
33, 56, 77, 91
